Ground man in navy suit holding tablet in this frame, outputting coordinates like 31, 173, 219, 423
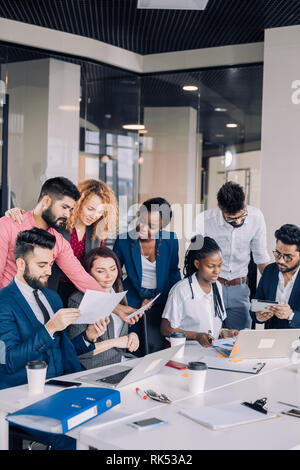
252, 224, 300, 329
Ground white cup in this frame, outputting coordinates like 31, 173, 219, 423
26, 360, 48, 395
290, 346, 300, 374
187, 361, 207, 394
170, 332, 186, 359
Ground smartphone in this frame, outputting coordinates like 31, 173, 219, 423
282, 408, 300, 418
166, 360, 187, 370
128, 417, 167, 430
46, 379, 81, 388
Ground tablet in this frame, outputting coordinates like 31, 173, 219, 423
251, 299, 279, 312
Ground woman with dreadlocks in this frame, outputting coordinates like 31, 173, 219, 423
161, 235, 238, 347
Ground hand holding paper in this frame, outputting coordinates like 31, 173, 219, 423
126, 294, 161, 320
85, 316, 110, 341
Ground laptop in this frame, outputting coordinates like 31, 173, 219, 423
78, 345, 182, 389
216, 329, 300, 359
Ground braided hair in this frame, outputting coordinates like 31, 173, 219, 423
184, 235, 224, 321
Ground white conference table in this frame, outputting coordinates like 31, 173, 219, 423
0, 343, 297, 450
77, 365, 300, 451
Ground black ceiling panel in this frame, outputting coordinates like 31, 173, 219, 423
0, 0, 300, 55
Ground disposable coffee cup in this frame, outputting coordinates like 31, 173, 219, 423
170, 332, 186, 359
26, 360, 47, 395
187, 361, 207, 394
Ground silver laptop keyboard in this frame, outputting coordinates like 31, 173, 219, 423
96, 368, 132, 384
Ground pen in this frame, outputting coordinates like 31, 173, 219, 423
136, 387, 148, 400
278, 401, 300, 409
208, 330, 213, 344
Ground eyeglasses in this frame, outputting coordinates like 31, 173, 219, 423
223, 211, 248, 224
273, 250, 296, 263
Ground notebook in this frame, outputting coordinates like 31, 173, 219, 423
180, 400, 277, 430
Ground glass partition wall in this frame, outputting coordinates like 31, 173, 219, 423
0, 41, 263, 268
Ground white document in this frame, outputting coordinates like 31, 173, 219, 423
180, 401, 277, 430
126, 293, 161, 320
74, 289, 127, 324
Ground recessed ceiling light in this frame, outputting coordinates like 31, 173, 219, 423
214, 107, 227, 112
122, 124, 145, 130
182, 85, 198, 92
226, 123, 238, 128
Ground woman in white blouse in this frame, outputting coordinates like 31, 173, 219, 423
161, 235, 238, 347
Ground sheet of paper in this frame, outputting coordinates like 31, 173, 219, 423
126, 293, 161, 320
74, 289, 127, 324
180, 401, 277, 430
79, 405, 138, 432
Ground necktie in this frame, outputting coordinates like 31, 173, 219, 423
33, 289, 51, 324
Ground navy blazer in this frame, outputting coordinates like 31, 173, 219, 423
113, 230, 181, 308
0, 280, 93, 390
252, 263, 300, 329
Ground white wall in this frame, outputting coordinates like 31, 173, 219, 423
46, 59, 80, 183
139, 106, 201, 269
2, 58, 80, 209
261, 25, 300, 254
207, 151, 261, 210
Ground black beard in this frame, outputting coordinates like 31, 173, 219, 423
228, 220, 245, 229
277, 259, 300, 273
23, 265, 48, 290
42, 207, 66, 230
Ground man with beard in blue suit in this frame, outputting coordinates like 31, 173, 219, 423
252, 224, 300, 329
0, 227, 107, 449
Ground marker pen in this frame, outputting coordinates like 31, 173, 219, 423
136, 387, 148, 400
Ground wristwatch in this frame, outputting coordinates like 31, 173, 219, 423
83, 330, 96, 344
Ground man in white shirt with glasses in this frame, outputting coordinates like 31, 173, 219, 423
195, 181, 270, 330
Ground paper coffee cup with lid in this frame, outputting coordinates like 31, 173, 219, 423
170, 331, 186, 359
187, 361, 207, 394
26, 360, 48, 395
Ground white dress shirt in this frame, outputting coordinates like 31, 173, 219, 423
14, 276, 55, 324
195, 205, 270, 280
141, 256, 157, 289
14, 276, 55, 339
275, 267, 300, 321
162, 273, 226, 339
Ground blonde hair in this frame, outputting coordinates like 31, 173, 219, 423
66, 179, 118, 241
